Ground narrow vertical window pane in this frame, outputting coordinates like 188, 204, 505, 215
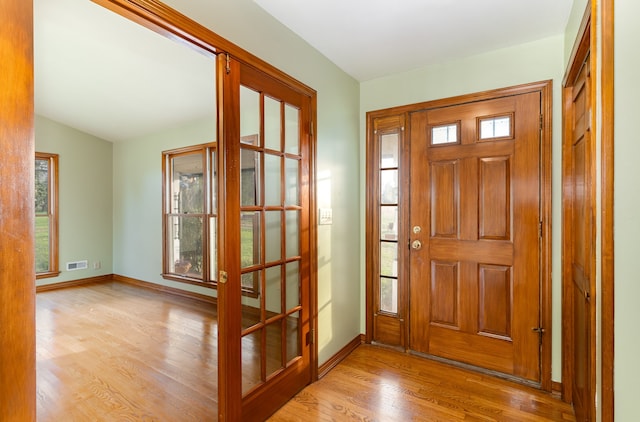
265, 265, 282, 314
265, 211, 282, 263
242, 330, 262, 394
286, 311, 301, 363
209, 216, 217, 281
242, 271, 262, 327
264, 96, 281, 151
241, 212, 261, 268
240, 86, 260, 141
285, 210, 300, 258
35, 157, 50, 273
284, 104, 300, 155
264, 154, 281, 206
380, 277, 399, 314
380, 133, 399, 167
266, 321, 284, 377
35, 216, 50, 273
286, 261, 300, 311
241, 149, 260, 207
380, 170, 398, 204
285, 158, 299, 206
171, 154, 204, 213
380, 242, 398, 278
168, 215, 203, 278
380, 206, 398, 241
210, 149, 217, 212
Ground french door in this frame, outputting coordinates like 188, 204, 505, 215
367, 82, 552, 387
218, 56, 313, 421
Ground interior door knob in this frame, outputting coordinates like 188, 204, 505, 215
411, 240, 422, 250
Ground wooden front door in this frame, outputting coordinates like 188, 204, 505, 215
219, 56, 313, 421
408, 92, 542, 382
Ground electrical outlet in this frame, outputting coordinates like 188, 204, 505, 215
93, 261, 101, 270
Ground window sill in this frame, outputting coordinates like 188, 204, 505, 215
36, 271, 61, 280
161, 273, 217, 289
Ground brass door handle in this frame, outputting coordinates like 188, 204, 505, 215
411, 240, 422, 250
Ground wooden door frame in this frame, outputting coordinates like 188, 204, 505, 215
0, 1, 36, 420
366, 80, 553, 391
561, 0, 615, 418
600, 0, 615, 419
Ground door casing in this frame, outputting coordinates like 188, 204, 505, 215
366, 80, 553, 391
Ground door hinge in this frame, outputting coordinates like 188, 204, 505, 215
306, 328, 315, 345
539, 221, 543, 238
225, 53, 231, 74
539, 114, 543, 131
532, 327, 545, 345
310, 120, 314, 137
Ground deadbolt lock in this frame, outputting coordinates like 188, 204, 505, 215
411, 240, 422, 250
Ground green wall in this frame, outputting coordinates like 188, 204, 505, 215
112, 117, 216, 296
614, 1, 640, 419
35, 115, 113, 286
359, 34, 566, 382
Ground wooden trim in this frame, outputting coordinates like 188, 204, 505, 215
91, 0, 315, 98
561, 84, 575, 404
552, 381, 563, 394
113, 274, 217, 305
539, 80, 554, 392
0, 0, 36, 419
366, 80, 553, 119
318, 334, 364, 379
600, 0, 615, 419
563, 5, 593, 87
36, 275, 113, 293
309, 94, 319, 382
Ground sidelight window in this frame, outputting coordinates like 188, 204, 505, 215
379, 133, 400, 314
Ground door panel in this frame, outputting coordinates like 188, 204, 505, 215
224, 58, 312, 421
569, 53, 593, 422
409, 93, 541, 382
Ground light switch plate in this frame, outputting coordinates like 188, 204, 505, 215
318, 208, 333, 225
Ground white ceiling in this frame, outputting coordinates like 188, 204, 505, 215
254, 0, 574, 81
34, 0, 216, 143
34, 0, 573, 143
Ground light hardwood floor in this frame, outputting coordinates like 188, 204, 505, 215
37, 282, 575, 421
270, 345, 576, 421
37, 282, 218, 421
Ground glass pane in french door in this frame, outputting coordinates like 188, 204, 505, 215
239, 82, 304, 397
